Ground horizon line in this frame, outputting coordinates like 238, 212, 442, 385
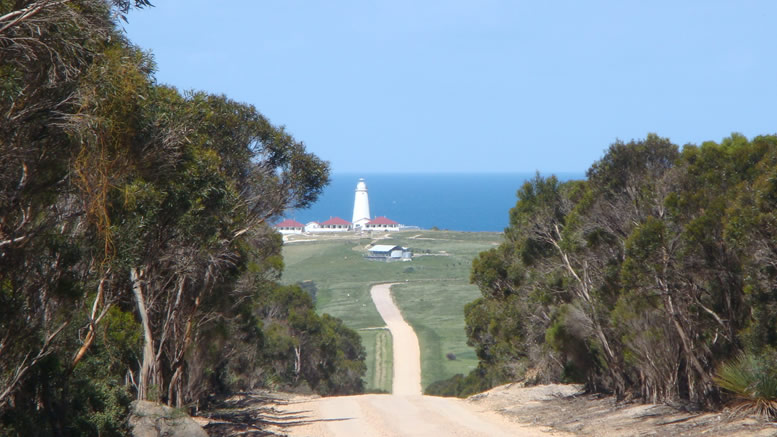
329, 170, 587, 175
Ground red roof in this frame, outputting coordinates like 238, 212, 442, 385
368, 216, 399, 225
275, 219, 304, 228
321, 216, 351, 226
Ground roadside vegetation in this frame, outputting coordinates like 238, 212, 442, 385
6, 0, 775, 432
0, 2, 364, 435
281, 231, 501, 392
439, 133, 777, 418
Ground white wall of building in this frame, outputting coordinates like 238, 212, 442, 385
311, 226, 351, 233
364, 223, 400, 231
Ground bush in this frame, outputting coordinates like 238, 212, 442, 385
424, 366, 500, 398
714, 352, 777, 419
297, 280, 318, 303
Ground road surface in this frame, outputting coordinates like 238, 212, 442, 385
277, 283, 563, 436
370, 282, 421, 396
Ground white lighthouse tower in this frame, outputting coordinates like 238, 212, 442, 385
352, 178, 371, 229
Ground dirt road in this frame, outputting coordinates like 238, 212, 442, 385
276, 283, 567, 436
370, 282, 421, 396
203, 285, 777, 436
277, 392, 564, 436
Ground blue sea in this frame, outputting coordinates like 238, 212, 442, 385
287, 172, 585, 232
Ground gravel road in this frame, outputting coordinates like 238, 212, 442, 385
278, 283, 567, 437
370, 282, 421, 396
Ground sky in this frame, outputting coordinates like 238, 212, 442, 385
123, 1, 777, 174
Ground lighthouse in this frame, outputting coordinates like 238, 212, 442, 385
352, 178, 371, 229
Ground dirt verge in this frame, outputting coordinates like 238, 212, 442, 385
468, 383, 777, 437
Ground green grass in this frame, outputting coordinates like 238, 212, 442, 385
281, 230, 501, 392
360, 328, 393, 393
391, 282, 482, 389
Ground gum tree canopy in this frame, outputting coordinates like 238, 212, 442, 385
453, 133, 777, 411
1, 1, 364, 435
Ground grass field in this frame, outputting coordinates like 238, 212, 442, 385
391, 282, 481, 389
281, 230, 501, 392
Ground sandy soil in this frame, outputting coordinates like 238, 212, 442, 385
467, 383, 777, 437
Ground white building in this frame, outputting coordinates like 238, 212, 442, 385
352, 178, 371, 229
275, 219, 304, 234
315, 216, 352, 232
364, 216, 401, 231
304, 221, 320, 233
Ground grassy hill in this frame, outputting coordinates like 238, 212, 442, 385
280, 230, 501, 392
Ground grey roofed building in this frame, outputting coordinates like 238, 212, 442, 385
366, 244, 412, 261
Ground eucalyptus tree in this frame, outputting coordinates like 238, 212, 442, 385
725, 135, 777, 354
581, 135, 682, 400
253, 284, 366, 395
1, 1, 337, 432
459, 133, 777, 408
0, 0, 142, 413
1, 1, 157, 433
103, 87, 329, 405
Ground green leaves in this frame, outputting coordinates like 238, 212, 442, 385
714, 352, 777, 419
1, 0, 334, 430
463, 133, 777, 407
252, 284, 365, 395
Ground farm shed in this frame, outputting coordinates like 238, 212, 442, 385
366, 244, 412, 261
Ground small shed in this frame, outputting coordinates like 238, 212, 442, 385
366, 244, 412, 261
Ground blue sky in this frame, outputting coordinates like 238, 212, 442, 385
124, 1, 777, 173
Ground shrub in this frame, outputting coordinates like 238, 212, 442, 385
714, 352, 777, 419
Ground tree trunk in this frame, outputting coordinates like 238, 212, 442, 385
71, 274, 111, 370
166, 293, 202, 406
167, 365, 183, 408
294, 345, 302, 382
664, 293, 714, 403
550, 232, 626, 396
131, 267, 155, 400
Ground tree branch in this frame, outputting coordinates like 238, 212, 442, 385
0, 320, 69, 408
0, 0, 72, 35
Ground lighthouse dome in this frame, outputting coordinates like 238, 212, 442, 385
356, 178, 367, 191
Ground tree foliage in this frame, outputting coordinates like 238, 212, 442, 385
0, 1, 364, 435
451, 133, 777, 411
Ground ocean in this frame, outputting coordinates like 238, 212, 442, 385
287, 172, 585, 232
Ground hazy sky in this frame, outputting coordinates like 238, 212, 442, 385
124, 1, 777, 174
